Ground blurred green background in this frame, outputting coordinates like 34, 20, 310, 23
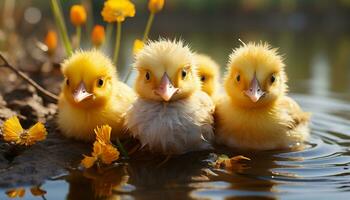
0, 0, 350, 96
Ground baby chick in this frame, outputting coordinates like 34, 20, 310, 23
57, 50, 136, 142
195, 53, 220, 97
126, 39, 215, 155
215, 42, 310, 150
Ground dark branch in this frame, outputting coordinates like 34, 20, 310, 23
0, 53, 59, 103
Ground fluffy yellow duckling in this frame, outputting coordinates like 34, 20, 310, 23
126, 39, 215, 154
195, 53, 220, 97
215, 42, 310, 150
57, 50, 136, 142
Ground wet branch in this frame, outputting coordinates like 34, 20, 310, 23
0, 53, 59, 103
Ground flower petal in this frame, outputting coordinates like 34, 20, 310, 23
81, 155, 98, 168
2, 116, 23, 143
101, 0, 135, 23
101, 144, 120, 164
94, 125, 112, 145
133, 39, 144, 55
25, 122, 47, 146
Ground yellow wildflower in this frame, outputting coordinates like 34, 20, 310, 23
1, 116, 47, 146
101, 0, 136, 23
44, 30, 58, 54
6, 188, 25, 198
94, 125, 111, 145
91, 25, 105, 47
148, 0, 165, 13
70, 5, 87, 26
81, 142, 120, 168
30, 186, 47, 196
81, 125, 120, 168
133, 39, 144, 55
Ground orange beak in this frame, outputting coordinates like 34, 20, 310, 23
73, 81, 93, 103
244, 74, 265, 103
155, 73, 179, 102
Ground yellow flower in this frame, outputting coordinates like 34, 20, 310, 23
70, 5, 87, 26
148, 0, 165, 13
81, 125, 120, 168
101, 0, 136, 23
81, 142, 120, 168
91, 25, 105, 47
94, 125, 112, 145
6, 188, 25, 198
1, 116, 47, 146
30, 186, 46, 196
133, 39, 144, 55
44, 30, 58, 54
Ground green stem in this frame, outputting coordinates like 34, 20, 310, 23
116, 138, 129, 159
76, 26, 81, 48
113, 22, 122, 66
49, 0, 72, 56
142, 13, 155, 42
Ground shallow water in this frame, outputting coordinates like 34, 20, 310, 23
1, 29, 350, 199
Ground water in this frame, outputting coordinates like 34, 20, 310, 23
1, 29, 350, 199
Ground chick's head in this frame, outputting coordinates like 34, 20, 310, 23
61, 50, 117, 108
224, 42, 287, 108
134, 39, 200, 102
195, 54, 220, 96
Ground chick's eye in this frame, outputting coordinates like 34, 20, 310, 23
236, 75, 240, 82
271, 75, 276, 83
181, 70, 187, 79
97, 79, 104, 87
66, 79, 70, 86
201, 76, 206, 82
145, 72, 150, 80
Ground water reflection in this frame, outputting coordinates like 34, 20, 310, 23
5, 185, 46, 199
65, 165, 128, 200
127, 151, 212, 199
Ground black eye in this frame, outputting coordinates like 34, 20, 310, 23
66, 79, 70, 85
236, 75, 240, 82
201, 76, 206, 82
181, 70, 187, 79
145, 72, 150, 80
97, 79, 104, 87
271, 75, 276, 83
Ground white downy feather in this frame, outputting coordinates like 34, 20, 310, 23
126, 91, 214, 154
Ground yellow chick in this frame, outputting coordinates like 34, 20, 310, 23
215, 42, 310, 150
126, 39, 215, 155
57, 50, 136, 142
195, 53, 220, 97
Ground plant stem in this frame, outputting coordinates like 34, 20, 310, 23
76, 26, 81, 48
0, 54, 58, 103
116, 138, 129, 159
143, 13, 155, 42
49, 0, 72, 56
113, 22, 122, 66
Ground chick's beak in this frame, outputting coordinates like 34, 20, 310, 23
244, 74, 265, 103
155, 73, 179, 101
73, 81, 93, 103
